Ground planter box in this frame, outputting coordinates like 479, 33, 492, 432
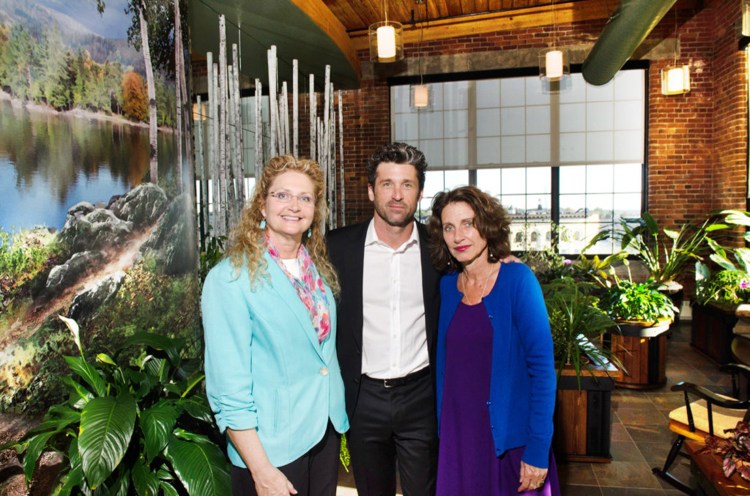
691, 303, 739, 365
554, 365, 622, 463
606, 321, 670, 389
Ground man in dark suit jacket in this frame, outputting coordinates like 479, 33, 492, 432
327, 143, 440, 496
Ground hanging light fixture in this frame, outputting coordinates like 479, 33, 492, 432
369, 0, 404, 63
410, 0, 430, 109
661, 8, 690, 95
539, 5, 569, 86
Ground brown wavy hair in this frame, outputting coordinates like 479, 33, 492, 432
427, 186, 511, 273
226, 155, 340, 295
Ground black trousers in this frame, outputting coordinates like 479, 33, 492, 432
348, 370, 438, 496
231, 423, 340, 496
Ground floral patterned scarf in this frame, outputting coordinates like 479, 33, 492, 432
266, 235, 331, 344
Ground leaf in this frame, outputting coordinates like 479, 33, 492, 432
29, 405, 81, 434
181, 396, 213, 424
159, 481, 180, 496
642, 212, 658, 234
62, 376, 93, 408
96, 353, 117, 367
663, 228, 679, 240
52, 463, 84, 496
64, 356, 107, 398
141, 401, 180, 462
22, 431, 57, 481
165, 436, 231, 496
79, 394, 137, 489
132, 459, 160, 496
122, 333, 184, 366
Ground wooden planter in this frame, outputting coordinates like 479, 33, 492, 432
554, 365, 622, 463
606, 321, 670, 389
691, 303, 740, 365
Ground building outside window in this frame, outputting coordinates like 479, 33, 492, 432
391, 69, 645, 255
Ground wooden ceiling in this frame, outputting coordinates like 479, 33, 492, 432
323, 0, 562, 33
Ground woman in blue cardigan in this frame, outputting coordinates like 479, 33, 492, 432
202, 156, 348, 496
427, 186, 559, 495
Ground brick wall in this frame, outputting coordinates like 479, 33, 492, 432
336, 0, 748, 237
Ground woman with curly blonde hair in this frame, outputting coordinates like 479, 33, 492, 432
202, 155, 348, 496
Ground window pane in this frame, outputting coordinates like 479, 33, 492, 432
389, 69, 645, 255
586, 164, 614, 194
477, 169, 501, 196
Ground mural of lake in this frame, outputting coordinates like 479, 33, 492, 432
0, 98, 179, 231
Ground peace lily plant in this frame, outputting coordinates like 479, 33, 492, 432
2, 315, 230, 495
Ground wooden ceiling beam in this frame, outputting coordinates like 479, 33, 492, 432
348, 0, 610, 50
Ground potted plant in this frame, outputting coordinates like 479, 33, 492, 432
691, 210, 750, 364
2, 316, 230, 495
598, 272, 678, 389
618, 212, 716, 292
700, 420, 750, 482
543, 278, 623, 462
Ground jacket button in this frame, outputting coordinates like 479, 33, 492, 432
320, 367, 329, 376
486, 401, 491, 406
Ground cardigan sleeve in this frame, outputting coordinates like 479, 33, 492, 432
202, 261, 258, 433
513, 266, 557, 468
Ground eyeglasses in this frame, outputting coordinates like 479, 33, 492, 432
268, 191, 315, 205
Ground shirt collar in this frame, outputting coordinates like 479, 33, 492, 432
365, 218, 420, 251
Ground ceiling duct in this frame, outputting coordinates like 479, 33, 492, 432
582, 0, 677, 86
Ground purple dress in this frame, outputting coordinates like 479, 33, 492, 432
436, 301, 560, 496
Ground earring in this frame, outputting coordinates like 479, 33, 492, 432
307, 228, 312, 238
259, 219, 266, 229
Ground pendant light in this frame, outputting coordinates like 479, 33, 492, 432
369, 0, 404, 63
661, 7, 690, 95
410, 0, 430, 109
539, 4, 569, 86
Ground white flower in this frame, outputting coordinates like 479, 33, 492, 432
59, 315, 82, 353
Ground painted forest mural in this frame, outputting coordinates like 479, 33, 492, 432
0, 0, 207, 492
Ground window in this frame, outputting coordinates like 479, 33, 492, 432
392, 69, 645, 254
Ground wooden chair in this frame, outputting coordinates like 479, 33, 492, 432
652, 363, 750, 495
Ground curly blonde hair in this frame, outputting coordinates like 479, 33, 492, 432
227, 155, 340, 295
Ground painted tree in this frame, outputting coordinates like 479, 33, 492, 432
122, 70, 148, 122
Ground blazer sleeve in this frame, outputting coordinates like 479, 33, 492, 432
202, 261, 258, 433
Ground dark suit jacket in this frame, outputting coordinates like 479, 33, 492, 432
327, 220, 441, 418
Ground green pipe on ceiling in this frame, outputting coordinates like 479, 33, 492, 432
582, 0, 677, 86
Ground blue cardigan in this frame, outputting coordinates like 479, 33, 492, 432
436, 262, 556, 469
202, 255, 349, 468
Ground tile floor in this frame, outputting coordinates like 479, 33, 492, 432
335, 321, 732, 495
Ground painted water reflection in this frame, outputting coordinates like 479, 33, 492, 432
0, 98, 178, 230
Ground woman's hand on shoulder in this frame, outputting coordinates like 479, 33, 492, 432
254, 465, 298, 495
501, 254, 521, 264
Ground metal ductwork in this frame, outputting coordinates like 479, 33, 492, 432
582, 0, 677, 86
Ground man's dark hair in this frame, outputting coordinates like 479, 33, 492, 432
365, 142, 428, 189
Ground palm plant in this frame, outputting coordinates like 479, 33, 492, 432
544, 278, 623, 387
3, 316, 230, 495
618, 212, 717, 287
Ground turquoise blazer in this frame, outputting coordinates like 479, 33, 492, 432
202, 254, 349, 468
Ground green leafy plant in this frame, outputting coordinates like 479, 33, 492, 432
694, 210, 750, 306
2, 316, 230, 495
544, 278, 623, 387
599, 277, 677, 323
618, 213, 717, 287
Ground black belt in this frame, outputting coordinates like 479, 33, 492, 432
362, 367, 430, 389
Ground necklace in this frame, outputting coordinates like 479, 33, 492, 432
460, 265, 499, 305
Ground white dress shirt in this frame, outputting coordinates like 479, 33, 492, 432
361, 220, 429, 379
